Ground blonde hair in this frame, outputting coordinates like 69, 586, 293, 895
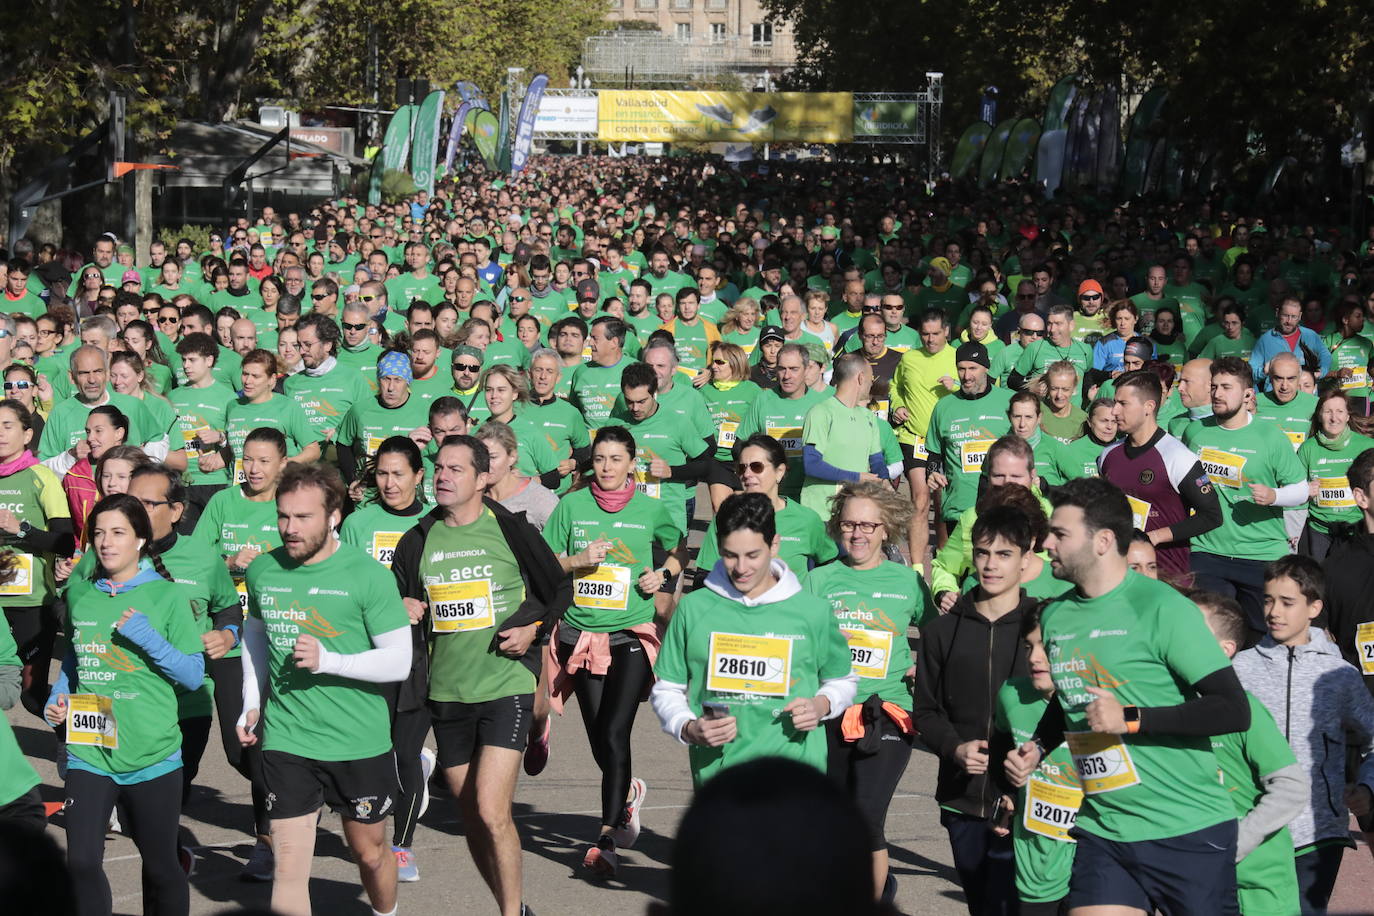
709, 341, 750, 382
825, 479, 913, 548
721, 297, 760, 335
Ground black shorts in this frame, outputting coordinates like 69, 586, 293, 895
429, 694, 535, 767
899, 440, 927, 472
261, 749, 399, 824
704, 457, 740, 489
1068, 819, 1237, 912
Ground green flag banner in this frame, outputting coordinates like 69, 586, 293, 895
471, 110, 501, 169
950, 122, 992, 180
1042, 75, 1079, 132
978, 119, 1017, 188
382, 105, 415, 174
1000, 118, 1042, 180
1121, 88, 1167, 197
411, 91, 445, 194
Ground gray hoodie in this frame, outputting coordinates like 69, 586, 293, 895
1233, 628, 1374, 848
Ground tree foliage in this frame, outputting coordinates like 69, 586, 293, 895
764, 0, 1374, 164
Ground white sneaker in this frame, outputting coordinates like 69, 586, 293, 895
418, 746, 436, 819
613, 777, 646, 849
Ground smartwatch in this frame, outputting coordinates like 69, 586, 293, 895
16, 520, 32, 539
1123, 705, 1141, 734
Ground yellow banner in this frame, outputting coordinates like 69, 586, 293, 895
597, 91, 854, 143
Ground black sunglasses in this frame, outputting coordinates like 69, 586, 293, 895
341, 321, 368, 331
1019, 327, 1045, 336
454, 362, 481, 372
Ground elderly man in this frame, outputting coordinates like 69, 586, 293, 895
39, 345, 163, 464
337, 301, 383, 393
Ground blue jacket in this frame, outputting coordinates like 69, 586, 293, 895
1249, 326, 1330, 389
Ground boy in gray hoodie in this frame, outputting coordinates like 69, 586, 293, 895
1233, 555, 1374, 915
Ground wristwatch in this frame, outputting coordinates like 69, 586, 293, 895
16, 520, 32, 539
1123, 705, 1141, 734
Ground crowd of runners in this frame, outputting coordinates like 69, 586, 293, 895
1, 153, 1374, 916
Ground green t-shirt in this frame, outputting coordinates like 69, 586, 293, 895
1, 291, 45, 318
193, 485, 282, 600
655, 579, 853, 787
924, 388, 1015, 522
804, 559, 928, 706
644, 270, 695, 299
1054, 433, 1111, 482
801, 396, 883, 516
385, 272, 442, 308
0, 624, 39, 805
1297, 431, 1374, 531
337, 395, 430, 458
337, 343, 383, 395
420, 510, 534, 703
37, 392, 159, 459
64, 577, 202, 774
283, 362, 371, 440
699, 380, 764, 462
669, 320, 714, 373
1212, 693, 1302, 916
225, 394, 322, 478
543, 488, 680, 632
1041, 572, 1236, 842
1039, 406, 1086, 444
569, 358, 636, 429
1163, 283, 1210, 344
1028, 431, 1066, 486
736, 388, 829, 500
1013, 339, 1094, 397
485, 337, 532, 372
246, 544, 408, 761
169, 381, 239, 487
1324, 334, 1373, 400
995, 678, 1080, 904
1198, 329, 1257, 362
0, 464, 69, 607
1182, 415, 1306, 560
1253, 391, 1318, 450
623, 403, 710, 537
339, 502, 426, 569
698, 498, 837, 581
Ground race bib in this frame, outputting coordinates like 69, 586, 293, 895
1127, 496, 1151, 531
717, 421, 739, 449
1316, 476, 1355, 510
67, 694, 117, 749
1024, 778, 1083, 842
767, 426, 803, 459
633, 467, 661, 499
1341, 366, 1369, 391
841, 627, 893, 680
1198, 447, 1245, 489
182, 425, 212, 460
706, 631, 792, 697
1356, 622, 1374, 675
0, 553, 34, 596
427, 580, 496, 633
233, 458, 246, 485
573, 565, 632, 611
1066, 731, 1141, 795
869, 399, 891, 416
365, 435, 385, 456
235, 580, 249, 612
370, 531, 402, 568
912, 436, 928, 460
960, 438, 995, 473
1284, 430, 1306, 449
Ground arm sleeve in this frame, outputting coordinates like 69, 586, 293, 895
1236, 762, 1306, 861
237, 616, 268, 727
803, 444, 860, 482
46, 649, 77, 709
868, 452, 888, 477
538, 469, 562, 490
142, 435, 170, 461
118, 612, 205, 691
1031, 696, 1068, 750
314, 624, 412, 684
1140, 665, 1251, 736
1006, 369, 1028, 391
209, 601, 244, 635
817, 672, 859, 720
1270, 480, 1310, 508
650, 679, 695, 746
1167, 459, 1224, 541
337, 441, 360, 486
17, 517, 75, 557
667, 442, 716, 482
42, 451, 77, 477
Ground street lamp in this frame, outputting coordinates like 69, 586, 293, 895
571, 66, 592, 156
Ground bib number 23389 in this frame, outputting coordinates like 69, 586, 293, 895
706, 632, 792, 697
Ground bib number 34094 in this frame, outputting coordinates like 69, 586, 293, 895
67, 694, 118, 749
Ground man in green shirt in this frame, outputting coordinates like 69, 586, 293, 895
1009, 305, 1094, 398
384, 241, 442, 308
800, 353, 886, 516
1182, 357, 1307, 636
1128, 265, 1175, 334
36, 345, 161, 460
336, 351, 431, 484
643, 248, 695, 300
568, 317, 634, 430
285, 314, 371, 443
1005, 476, 1253, 913
238, 463, 411, 916
2, 261, 45, 318
736, 343, 827, 500
619, 362, 715, 539
169, 332, 237, 526
390, 435, 571, 916
337, 301, 384, 394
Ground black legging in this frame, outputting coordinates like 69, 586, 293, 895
66, 767, 188, 916
4, 602, 58, 715
557, 637, 653, 830
209, 654, 269, 836
177, 715, 212, 804
391, 703, 431, 849
825, 713, 913, 850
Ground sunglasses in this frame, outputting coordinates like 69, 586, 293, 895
342, 321, 368, 331
454, 362, 481, 372
862, 306, 881, 314
510, 295, 529, 303
158, 316, 180, 325
1079, 294, 1102, 302
360, 294, 378, 302
3, 381, 31, 391
1019, 327, 1045, 336
735, 460, 768, 476
711, 358, 729, 366
311, 293, 330, 300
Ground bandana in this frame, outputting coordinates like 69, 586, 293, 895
377, 350, 413, 382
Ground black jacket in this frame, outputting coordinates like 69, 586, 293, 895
390, 497, 572, 710
912, 593, 1034, 817
1322, 530, 1374, 696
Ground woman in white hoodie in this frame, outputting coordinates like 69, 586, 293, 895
652, 491, 857, 787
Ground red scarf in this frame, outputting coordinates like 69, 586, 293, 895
590, 480, 634, 512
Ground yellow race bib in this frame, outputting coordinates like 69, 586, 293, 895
633, 467, 661, 499
706, 632, 792, 697
235, 579, 249, 612
427, 580, 496, 633
1357, 622, 1374, 675
1024, 777, 1083, 842
960, 438, 995, 474
1126, 496, 1151, 531
182, 425, 212, 460
1065, 731, 1141, 795
841, 627, 893, 680
717, 421, 739, 450
573, 565, 632, 611
371, 531, 402, 568
0, 553, 34, 596
67, 694, 118, 749
766, 426, 803, 459
365, 435, 386, 456
1198, 447, 1245, 489
1341, 366, 1369, 391
1316, 476, 1355, 510
1284, 430, 1306, 449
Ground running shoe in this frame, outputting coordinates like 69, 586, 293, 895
695, 103, 734, 126
418, 746, 436, 818
240, 838, 274, 882
582, 836, 618, 878
108, 807, 121, 835
739, 106, 778, 133
523, 718, 551, 777
613, 777, 646, 849
393, 846, 419, 883
179, 846, 196, 878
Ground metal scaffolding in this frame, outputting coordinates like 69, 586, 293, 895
581, 30, 793, 85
